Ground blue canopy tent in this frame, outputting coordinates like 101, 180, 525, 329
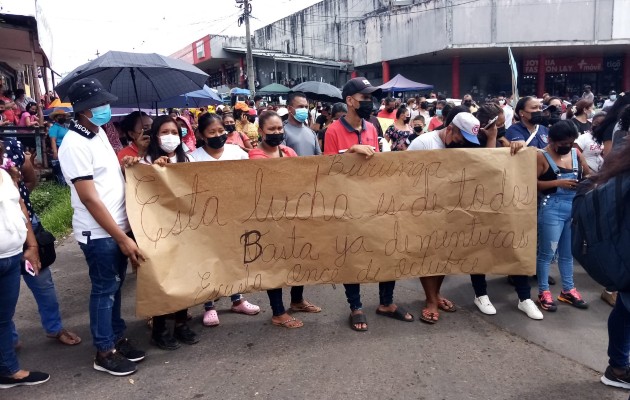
155, 85, 222, 108
378, 74, 433, 92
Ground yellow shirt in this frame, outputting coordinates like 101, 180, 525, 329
236, 120, 259, 143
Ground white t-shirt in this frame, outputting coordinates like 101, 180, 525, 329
575, 132, 603, 173
407, 130, 445, 151
59, 125, 130, 244
190, 144, 248, 161
0, 169, 27, 257
140, 154, 193, 165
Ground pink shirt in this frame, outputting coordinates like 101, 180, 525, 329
248, 145, 297, 159
18, 111, 37, 127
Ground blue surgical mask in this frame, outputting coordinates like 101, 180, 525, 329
436, 109, 443, 117
88, 104, 112, 126
181, 127, 188, 137
294, 108, 309, 123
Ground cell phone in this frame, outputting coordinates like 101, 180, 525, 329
25, 260, 36, 276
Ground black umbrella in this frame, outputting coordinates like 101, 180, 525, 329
290, 81, 342, 102
55, 51, 209, 109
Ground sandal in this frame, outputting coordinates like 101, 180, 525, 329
419, 308, 439, 324
349, 312, 368, 332
376, 306, 414, 322
203, 309, 220, 327
46, 329, 82, 345
231, 300, 261, 315
272, 317, 303, 329
289, 300, 322, 313
438, 298, 457, 312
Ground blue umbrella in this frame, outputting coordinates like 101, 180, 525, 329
156, 85, 222, 108
231, 88, 250, 96
55, 51, 209, 108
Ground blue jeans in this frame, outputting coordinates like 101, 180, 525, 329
265, 286, 307, 316
50, 159, 66, 186
11, 266, 63, 344
79, 237, 128, 352
608, 292, 630, 369
536, 194, 575, 292
0, 253, 22, 377
204, 294, 242, 310
344, 281, 396, 311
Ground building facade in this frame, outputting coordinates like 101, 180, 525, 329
172, 0, 630, 98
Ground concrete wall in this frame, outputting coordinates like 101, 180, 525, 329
252, 0, 627, 67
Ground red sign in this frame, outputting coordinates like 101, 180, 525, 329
523, 57, 603, 74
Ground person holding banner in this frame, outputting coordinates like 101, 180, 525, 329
324, 78, 414, 331
188, 113, 261, 327
131, 116, 200, 350
506, 96, 550, 149
248, 110, 323, 328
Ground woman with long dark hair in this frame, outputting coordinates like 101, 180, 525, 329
594, 92, 630, 158
596, 139, 630, 389
506, 96, 549, 149
385, 105, 413, 151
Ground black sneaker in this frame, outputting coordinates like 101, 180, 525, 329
93, 351, 137, 376
115, 338, 146, 362
151, 330, 181, 351
174, 324, 200, 345
0, 371, 50, 389
601, 366, 630, 389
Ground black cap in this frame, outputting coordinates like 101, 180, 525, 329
610, 90, 617, 95
341, 77, 382, 100
67, 78, 118, 113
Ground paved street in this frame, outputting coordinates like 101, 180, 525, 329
7, 240, 629, 400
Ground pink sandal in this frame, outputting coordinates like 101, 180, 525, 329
231, 300, 260, 315
203, 309, 220, 327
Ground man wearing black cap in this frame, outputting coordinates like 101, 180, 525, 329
58, 78, 146, 376
323, 77, 414, 331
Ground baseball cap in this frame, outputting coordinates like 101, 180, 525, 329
452, 113, 480, 145
247, 108, 257, 116
67, 78, 117, 113
276, 107, 289, 117
341, 77, 382, 100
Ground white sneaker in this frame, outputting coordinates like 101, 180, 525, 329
474, 295, 497, 315
518, 299, 543, 320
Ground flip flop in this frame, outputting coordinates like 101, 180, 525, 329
46, 329, 82, 346
376, 306, 414, 322
419, 308, 439, 324
289, 300, 322, 313
349, 312, 368, 332
438, 298, 457, 312
272, 317, 303, 329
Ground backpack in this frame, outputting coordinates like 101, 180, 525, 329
571, 172, 630, 291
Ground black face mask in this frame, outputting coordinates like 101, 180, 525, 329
57, 118, 67, 124
403, 117, 411, 124
446, 141, 464, 148
247, 116, 257, 124
264, 133, 285, 147
0, 109, 4, 114
497, 126, 506, 138
224, 125, 236, 133
206, 134, 227, 149
356, 101, 374, 120
556, 145, 572, 155
529, 111, 547, 126
464, 100, 472, 106
413, 126, 423, 133
386, 107, 395, 113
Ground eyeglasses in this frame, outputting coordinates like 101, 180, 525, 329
483, 116, 499, 130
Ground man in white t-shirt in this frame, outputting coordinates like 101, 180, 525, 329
59, 78, 146, 377
498, 92, 514, 129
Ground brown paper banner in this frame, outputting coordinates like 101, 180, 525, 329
127, 148, 537, 317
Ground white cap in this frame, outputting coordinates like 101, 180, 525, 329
451, 113, 481, 145
277, 107, 289, 117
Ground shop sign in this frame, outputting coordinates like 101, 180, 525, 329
523, 57, 603, 74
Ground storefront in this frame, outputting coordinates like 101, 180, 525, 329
521, 55, 625, 98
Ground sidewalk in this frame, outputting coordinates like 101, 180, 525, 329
8, 240, 628, 400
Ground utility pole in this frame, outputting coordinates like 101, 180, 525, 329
239, 0, 256, 95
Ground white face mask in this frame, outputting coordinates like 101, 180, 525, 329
159, 134, 180, 153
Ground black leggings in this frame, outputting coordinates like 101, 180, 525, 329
470, 274, 531, 301
152, 309, 188, 334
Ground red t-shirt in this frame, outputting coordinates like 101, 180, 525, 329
428, 116, 443, 132
377, 109, 397, 120
323, 117, 381, 155
116, 143, 139, 166
248, 145, 297, 159
226, 131, 250, 148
